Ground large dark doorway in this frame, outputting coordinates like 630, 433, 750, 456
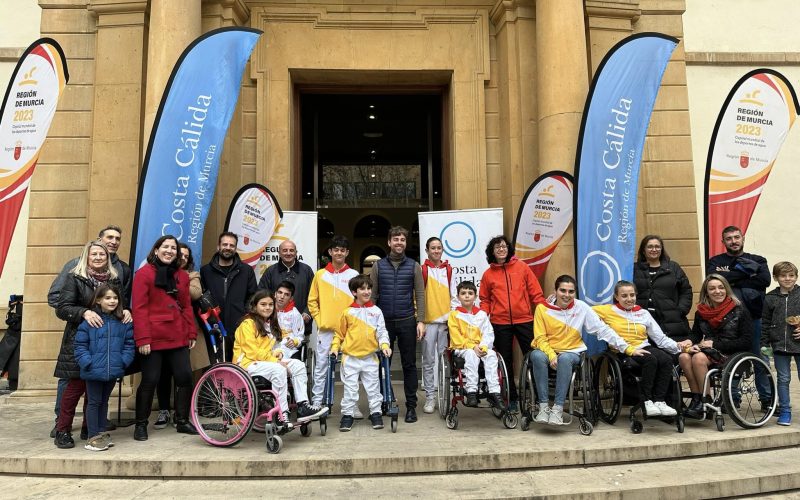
300, 93, 444, 271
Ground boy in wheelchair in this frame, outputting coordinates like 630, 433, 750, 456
331, 275, 392, 432
448, 281, 505, 411
274, 280, 305, 360
233, 290, 328, 427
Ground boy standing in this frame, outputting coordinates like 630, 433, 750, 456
332, 275, 392, 431
275, 281, 304, 359
448, 281, 505, 410
421, 237, 456, 413
308, 236, 360, 410
762, 261, 800, 426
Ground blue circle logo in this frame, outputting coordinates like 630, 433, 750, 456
440, 221, 476, 259
579, 250, 620, 305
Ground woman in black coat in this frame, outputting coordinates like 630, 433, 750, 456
53, 240, 127, 448
633, 235, 693, 341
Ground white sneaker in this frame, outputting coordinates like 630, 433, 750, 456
423, 398, 436, 414
548, 405, 564, 425
534, 406, 550, 424
353, 407, 364, 419
644, 400, 661, 417
654, 401, 677, 417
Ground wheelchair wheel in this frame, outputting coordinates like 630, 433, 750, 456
300, 423, 311, 437
593, 353, 622, 425
518, 355, 536, 424
630, 419, 643, 434
319, 417, 327, 436
446, 409, 458, 430
391, 416, 398, 433
715, 415, 725, 432
579, 418, 593, 436
266, 434, 283, 454
306, 350, 316, 400
578, 355, 596, 425
721, 352, 776, 428
191, 363, 257, 447
493, 354, 512, 418
502, 411, 518, 429
676, 414, 685, 433
438, 351, 452, 419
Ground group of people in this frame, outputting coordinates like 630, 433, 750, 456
48, 221, 799, 449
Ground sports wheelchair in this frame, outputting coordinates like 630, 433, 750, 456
680, 351, 776, 431
321, 351, 400, 434
592, 353, 684, 434
437, 349, 518, 430
518, 351, 596, 435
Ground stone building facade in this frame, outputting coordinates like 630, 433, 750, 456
13, 0, 698, 399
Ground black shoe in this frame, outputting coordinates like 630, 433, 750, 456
405, 407, 417, 423
369, 412, 384, 429
105, 420, 117, 431
465, 392, 479, 407
684, 395, 705, 419
297, 401, 328, 421
54, 431, 74, 449
80, 427, 88, 441
134, 423, 148, 441
49, 425, 57, 439
175, 421, 199, 435
339, 415, 354, 432
487, 393, 506, 411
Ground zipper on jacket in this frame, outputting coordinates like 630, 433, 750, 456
106, 319, 111, 381
503, 264, 513, 324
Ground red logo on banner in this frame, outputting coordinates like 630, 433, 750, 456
740, 151, 750, 168
13, 141, 21, 161
243, 235, 250, 245
533, 230, 541, 242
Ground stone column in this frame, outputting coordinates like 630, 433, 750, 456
535, 0, 589, 287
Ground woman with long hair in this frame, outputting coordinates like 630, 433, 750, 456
132, 235, 197, 441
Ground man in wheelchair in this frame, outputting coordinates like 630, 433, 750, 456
447, 281, 505, 411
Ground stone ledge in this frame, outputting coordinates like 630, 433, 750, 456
686, 51, 800, 65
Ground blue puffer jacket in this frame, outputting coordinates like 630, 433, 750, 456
74, 313, 135, 381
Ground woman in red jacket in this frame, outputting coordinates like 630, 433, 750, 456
479, 235, 546, 412
132, 235, 198, 441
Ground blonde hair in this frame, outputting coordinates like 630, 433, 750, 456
699, 273, 739, 308
71, 240, 118, 280
773, 261, 798, 278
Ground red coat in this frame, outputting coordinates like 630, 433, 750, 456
479, 256, 545, 325
132, 264, 196, 350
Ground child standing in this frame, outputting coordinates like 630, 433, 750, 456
762, 261, 800, 426
448, 281, 504, 410
233, 290, 327, 425
332, 275, 391, 431
421, 237, 456, 414
74, 284, 135, 451
275, 280, 305, 359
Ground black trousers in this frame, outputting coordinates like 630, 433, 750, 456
386, 317, 418, 409
493, 322, 534, 402
136, 347, 192, 424
623, 345, 674, 402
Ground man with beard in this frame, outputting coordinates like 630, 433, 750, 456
707, 225, 772, 408
200, 231, 258, 363
258, 239, 315, 334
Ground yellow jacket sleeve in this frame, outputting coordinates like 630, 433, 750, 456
532, 307, 557, 362
308, 272, 321, 322
331, 311, 348, 354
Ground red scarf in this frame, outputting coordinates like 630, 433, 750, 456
696, 296, 736, 329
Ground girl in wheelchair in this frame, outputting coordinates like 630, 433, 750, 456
531, 275, 648, 425
594, 281, 692, 418
233, 290, 328, 427
679, 274, 752, 419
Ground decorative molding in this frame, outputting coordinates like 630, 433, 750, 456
202, 0, 250, 26
585, 0, 640, 21
0, 47, 25, 62
88, 0, 147, 15
686, 51, 800, 66
490, 0, 534, 30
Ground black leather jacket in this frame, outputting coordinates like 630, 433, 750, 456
690, 304, 752, 356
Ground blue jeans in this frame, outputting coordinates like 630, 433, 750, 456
53, 377, 69, 420
85, 379, 115, 438
751, 319, 773, 401
774, 353, 800, 412
530, 350, 581, 407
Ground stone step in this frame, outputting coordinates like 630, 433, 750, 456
2, 446, 799, 498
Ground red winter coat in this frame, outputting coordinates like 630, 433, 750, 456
132, 264, 196, 350
479, 256, 545, 325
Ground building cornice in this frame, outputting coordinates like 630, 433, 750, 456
686, 51, 800, 66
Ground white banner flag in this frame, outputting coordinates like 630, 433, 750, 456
256, 211, 318, 281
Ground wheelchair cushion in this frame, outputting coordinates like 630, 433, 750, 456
252, 376, 271, 390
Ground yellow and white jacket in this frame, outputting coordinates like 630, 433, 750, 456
332, 301, 390, 358
308, 263, 359, 331
277, 300, 304, 354
447, 306, 494, 352
532, 299, 634, 362
592, 304, 680, 354
422, 259, 457, 323
233, 318, 281, 368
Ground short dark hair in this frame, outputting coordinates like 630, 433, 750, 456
425, 237, 441, 249
388, 226, 409, 240
349, 274, 372, 292
147, 235, 180, 268
276, 280, 295, 296
328, 235, 350, 251
613, 280, 637, 297
485, 235, 515, 264
177, 242, 194, 271
98, 225, 122, 238
554, 274, 576, 290
721, 225, 742, 237
218, 231, 238, 244
456, 280, 477, 294
636, 235, 670, 263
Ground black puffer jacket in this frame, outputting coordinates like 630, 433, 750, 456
633, 260, 693, 341
199, 253, 257, 334
53, 274, 122, 379
761, 285, 800, 354
690, 304, 752, 356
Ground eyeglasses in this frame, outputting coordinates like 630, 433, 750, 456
646, 245, 662, 250
494, 244, 508, 249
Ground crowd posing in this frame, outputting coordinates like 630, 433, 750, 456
48, 223, 799, 451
